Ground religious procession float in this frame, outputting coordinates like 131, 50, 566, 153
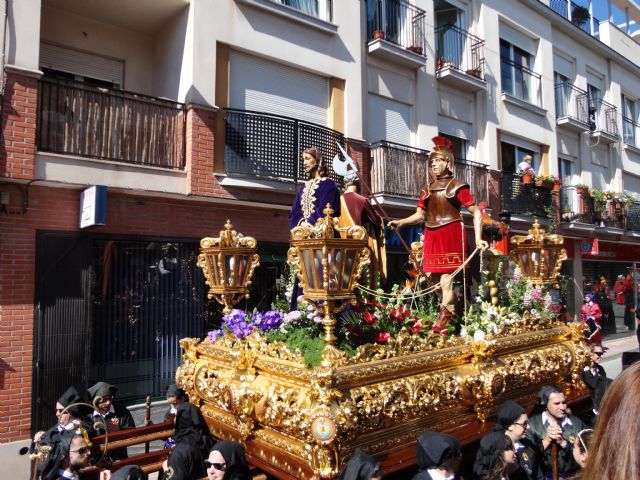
175, 142, 589, 479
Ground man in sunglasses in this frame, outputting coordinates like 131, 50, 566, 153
581, 344, 611, 423
40, 427, 93, 480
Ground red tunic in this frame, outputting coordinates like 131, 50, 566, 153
417, 187, 475, 274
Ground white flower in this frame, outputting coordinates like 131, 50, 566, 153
460, 327, 468, 338
473, 329, 486, 341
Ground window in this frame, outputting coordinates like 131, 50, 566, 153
559, 157, 576, 185
439, 132, 468, 160
554, 72, 572, 118
587, 83, 602, 130
622, 94, 640, 146
501, 141, 537, 174
500, 39, 540, 106
274, 0, 332, 21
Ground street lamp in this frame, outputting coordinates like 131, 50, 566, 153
510, 220, 566, 285
287, 205, 370, 364
197, 220, 260, 314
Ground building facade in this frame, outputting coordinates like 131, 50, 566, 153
2, 0, 640, 454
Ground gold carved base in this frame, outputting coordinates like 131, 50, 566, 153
176, 319, 589, 479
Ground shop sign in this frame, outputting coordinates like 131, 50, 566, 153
80, 185, 107, 228
580, 238, 599, 256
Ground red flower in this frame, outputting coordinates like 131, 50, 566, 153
410, 320, 423, 334
391, 306, 410, 321
363, 311, 378, 325
375, 331, 391, 343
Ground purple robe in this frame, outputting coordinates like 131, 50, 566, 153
289, 177, 341, 229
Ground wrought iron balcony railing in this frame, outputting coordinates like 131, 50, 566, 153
369, 141, 488, 202
549, 0, 601, 38
501, 173, 553, 218
38, 78, 186, 168
366, 0, 426, 55
589, 98, 618, 137
623, 116, 640, 147
554, 82, 589, 123
500, 58, 542, 107
560, 186, 593, 224
223, 108, 344, 183
435, 24, 485, 79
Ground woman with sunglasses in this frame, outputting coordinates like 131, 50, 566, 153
472, 432, 518, 480
206, 440, 252, 480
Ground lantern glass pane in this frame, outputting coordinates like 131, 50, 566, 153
210, 254, 222, 287
327, 248, 342, 291
301, 249, 318, 289
341, 250, 356, 290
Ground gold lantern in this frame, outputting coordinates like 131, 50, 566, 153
287, 205, 370, 363
510, 220, 567, 285
197, 220, 260, 314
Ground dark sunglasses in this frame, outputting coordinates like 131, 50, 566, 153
71, 447, 91, 455
204, 461, 227, 471
593, 351, 604, 357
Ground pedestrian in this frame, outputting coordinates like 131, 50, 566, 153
87, 381, 135, 460
493, 399, 543, 480
581, 362, 640, 480
527, 385, 584, 477
338, 448, 382, 480
205, 440, 252, 480
163, 403, 213, 480
411, 431, 462, 480
580, 294, 602, 346
581, 345, 611, 424
473, 431, 518, 480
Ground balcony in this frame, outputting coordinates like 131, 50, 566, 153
549, 0, 601, 39
235, 0, 337, 34
38, 78, 186, 169
369, 141, 488, 207
435, 24, 486, 92
500, 58, 543, 112
555, 82, 590, 132
501, 173, 553, 218
589, 99, 618, 144
366, 0, 427, 69
560, 186, 594, 226
223, 108, 344, 185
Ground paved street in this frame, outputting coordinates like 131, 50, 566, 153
600, 331, 638, 379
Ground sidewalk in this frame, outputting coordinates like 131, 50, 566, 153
600, 331, 638, 379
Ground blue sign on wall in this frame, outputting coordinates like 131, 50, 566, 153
79, 185, 107, 228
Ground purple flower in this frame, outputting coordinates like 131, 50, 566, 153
208, 329, 223, 343
284, 310, 302, 323
257, 310, 284, 331
223, 309, 253, 339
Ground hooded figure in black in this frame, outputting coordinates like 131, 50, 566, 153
40, 428, 92, 480
412, 431, 462, 480
493, 400, 543, 480
164, 403, 214, 480
87, 382, 135, 461
338, 448, 382, 480
206, 440, 252, 480
39, 387, 95, 447
472, 431, 513, 480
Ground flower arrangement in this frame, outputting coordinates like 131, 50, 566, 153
536, 174, 556, 186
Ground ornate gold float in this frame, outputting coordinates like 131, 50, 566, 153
177, 217, 588, 479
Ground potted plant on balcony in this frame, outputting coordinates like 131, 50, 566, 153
571, 5, 590, 29
465, 67, 482, 79
520, 168, 535, 185
535, 174, 556, 189
407, 45, 423, 55
436, 56, 447, 70
575, 183, 590, 196
552, 177, 562, 192
373, 30, 385, 40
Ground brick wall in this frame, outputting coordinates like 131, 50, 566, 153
0, 71, 38, 180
